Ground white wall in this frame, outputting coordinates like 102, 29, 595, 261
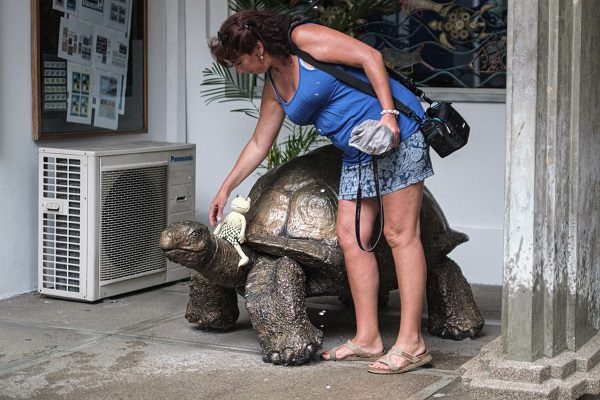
0, 0, 39, 299
0, 0, 181, 299
185, 1, 506, 285
185, 0, 260, 223
426, 103, 506, 285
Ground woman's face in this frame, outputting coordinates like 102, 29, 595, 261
231, 52, 268, 75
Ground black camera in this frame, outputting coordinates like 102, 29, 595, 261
420, 102, 470, 158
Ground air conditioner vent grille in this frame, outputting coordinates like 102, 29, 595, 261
41, 157, 82, 292
100, 166, 167, 282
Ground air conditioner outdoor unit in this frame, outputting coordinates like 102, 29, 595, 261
38, 141, 196, 301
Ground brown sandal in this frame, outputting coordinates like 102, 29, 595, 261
367, 346, 432, 374
322, 340, 385, 362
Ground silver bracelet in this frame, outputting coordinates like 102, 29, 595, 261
380, 109, 400, 116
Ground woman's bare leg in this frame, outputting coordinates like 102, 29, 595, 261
370, 181, 427, 370
321, 197, 384, 359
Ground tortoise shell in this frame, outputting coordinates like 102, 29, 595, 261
245, 145, 467, 269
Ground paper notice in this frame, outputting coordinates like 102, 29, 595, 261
105, 0, 132, 33
93, 70, 122, 130
66, 62, 93, 125
79, 0, 105, 25
57, 17, 94, 66
53, 0, 78, 15
42, 57, 68, 112
93, 26, 129, 75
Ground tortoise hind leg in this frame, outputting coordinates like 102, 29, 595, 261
186, 270, 239, 330
245, 257, 323, 365
426, 257, 484, 339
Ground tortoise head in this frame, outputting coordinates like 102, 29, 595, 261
160, 221, 216, 269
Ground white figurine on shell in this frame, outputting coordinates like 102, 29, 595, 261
213, 195, 251, 267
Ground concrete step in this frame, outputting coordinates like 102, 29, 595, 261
465, 368, 599, 400
462, 333, 600, 399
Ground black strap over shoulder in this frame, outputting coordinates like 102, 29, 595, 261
288, 20, 431, 111
287, 17, 309, 39
288, 27, 421, 123
290, 18, 430, 104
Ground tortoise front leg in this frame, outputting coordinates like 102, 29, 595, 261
245, 257, 323, 365
186, 270, 239, 330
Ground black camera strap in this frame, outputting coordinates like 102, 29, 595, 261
355, 155, 384, 252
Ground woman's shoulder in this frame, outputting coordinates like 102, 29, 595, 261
289, 21, 328, 41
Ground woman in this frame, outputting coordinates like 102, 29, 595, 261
207, 10, 433, 374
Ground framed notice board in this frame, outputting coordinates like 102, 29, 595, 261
31, 0, 147, 140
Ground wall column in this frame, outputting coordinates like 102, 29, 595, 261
461, 0, 600, 398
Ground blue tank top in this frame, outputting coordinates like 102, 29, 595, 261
268, 58, 425, 166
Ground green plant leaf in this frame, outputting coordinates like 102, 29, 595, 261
231, 107, 261, 119
200, 63, 259, 105
260, 125, 326, 170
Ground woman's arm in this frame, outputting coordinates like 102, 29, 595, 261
291, 24, 400, 142
208, 83, 286, 226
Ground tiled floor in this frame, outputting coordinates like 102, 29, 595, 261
0, 281, 501, 400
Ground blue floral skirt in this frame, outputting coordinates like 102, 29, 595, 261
338, 131, 434, 200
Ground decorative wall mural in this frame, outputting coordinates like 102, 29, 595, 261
355, 0, 507, 89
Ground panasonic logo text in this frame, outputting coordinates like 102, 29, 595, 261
171, 155, 194, 162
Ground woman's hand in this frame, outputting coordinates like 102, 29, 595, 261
380, 113, 401, 147
209, 190, 229, 227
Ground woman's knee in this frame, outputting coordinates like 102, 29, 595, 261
336, 199, 379, 252
336, 220, 358, 251
383, 223, 420, 249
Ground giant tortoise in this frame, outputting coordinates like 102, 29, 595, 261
160, 145, 483, 365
